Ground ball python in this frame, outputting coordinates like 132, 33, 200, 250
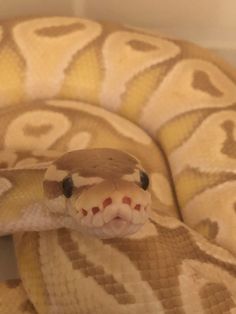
0, 16, 236, 314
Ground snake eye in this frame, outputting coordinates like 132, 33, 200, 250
140, 170, 149, 190
62, 176, 74, 198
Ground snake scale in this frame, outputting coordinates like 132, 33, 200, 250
0, 16, 236, 314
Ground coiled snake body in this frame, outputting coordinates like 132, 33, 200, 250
0, 16, 236, 313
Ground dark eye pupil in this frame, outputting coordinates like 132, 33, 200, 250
140, 171, 149, 190
62, 176, 74, 198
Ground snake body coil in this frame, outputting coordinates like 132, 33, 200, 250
0, 17, 236, 314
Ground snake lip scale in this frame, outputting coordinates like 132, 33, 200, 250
78, 196, 150, 225
66, 175, 152, 238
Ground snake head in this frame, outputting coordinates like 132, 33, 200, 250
43, 148, 151, 238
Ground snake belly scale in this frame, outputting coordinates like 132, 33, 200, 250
0, 16, 235, 314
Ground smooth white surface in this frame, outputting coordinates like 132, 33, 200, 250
0, 0, 74, 18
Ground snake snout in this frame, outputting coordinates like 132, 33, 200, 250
68, 177, 151, 237
76, 192, 150, 229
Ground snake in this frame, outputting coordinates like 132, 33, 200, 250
0, 16, 236, 314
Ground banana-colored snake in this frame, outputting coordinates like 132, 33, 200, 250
0, 16, 236, 314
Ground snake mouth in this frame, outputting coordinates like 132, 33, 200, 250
76, 196, 150, 238
87, 214, 145, 238
75, 201, 150, 238
102, 216, 134, 237
72, 192, 151, 238
79, 203, 149, 225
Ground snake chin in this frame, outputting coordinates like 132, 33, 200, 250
70, 204, 150, 239
101, 215, 146, 238
85, 218, 145, 239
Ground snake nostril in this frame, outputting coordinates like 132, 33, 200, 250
134, 204, 141, 211
103, 197, 112, 208
92, 206, 100, 215
122, 196, 132, 205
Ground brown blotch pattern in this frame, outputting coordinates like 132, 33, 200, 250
0, 162, 9, 169
199, 283, 236, 313
192, 70, 223, 97
54, 149, 139, 180
23, 123, 53, 137
104, 219, 236, 312
57, 229, 136, 305
35, 22, 86, 37
221, 120, 236, 159
194, 219, 219, 241
176, 167, 236, 207
6, 279, 21, 289
43, 180, 62, 199
127, 40, 158, 52
20, 300, 37, 313
104, 226, 184, 313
